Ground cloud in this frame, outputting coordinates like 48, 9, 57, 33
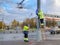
0, 3, 36, 24
2, 0, 60, 24
41, 0, 46, 4
0, 7, 10, 16
54, 0, 60, 7
43, 0, 60, 15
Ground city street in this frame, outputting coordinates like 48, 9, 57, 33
1, 30, 60, 41
0, 40, 60, 45
0, 30, 60, 45
0, 0, 60, 45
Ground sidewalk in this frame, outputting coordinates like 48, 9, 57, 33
0, 40, 60, 45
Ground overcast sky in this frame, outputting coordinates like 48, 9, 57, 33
0, 0, 60, 24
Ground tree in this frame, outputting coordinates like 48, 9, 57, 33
21, 18, 37, 28
11, 19, 19, 29
0, 21, 6, 29
51, 18, 57, 27
0, 21, 2, 29
46, 19, 57, 27
46, 20, 52, 27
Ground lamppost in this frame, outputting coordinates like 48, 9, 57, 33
36, 0, 42, 41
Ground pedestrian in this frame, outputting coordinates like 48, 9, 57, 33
38, 10, 44, 28
23, 24, 29, 42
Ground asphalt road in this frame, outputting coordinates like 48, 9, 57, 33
0, 32, 60, 45
0, 40, 60, 45
0, 30, 60, 45
1, 30, 60, 41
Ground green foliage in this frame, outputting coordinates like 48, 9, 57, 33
46, 20, 57, 27
0, 29, 4, 32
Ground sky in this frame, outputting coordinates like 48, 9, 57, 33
45, 0, 60, 14
0, 0, 60, 24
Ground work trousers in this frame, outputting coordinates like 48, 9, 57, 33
23, 31, 28, 39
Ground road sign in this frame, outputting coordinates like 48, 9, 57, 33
36, 9, 38, 15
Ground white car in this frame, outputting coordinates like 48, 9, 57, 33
50, 27, 60, 34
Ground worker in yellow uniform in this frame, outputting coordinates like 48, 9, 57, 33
38, 10, 44, 28
23, 24, 29, 42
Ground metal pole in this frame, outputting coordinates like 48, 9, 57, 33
37, 0, 42, 41
37, 0, 40, 11
37, 0, 40, 28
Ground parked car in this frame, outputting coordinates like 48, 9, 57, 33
50, 26, 60, 34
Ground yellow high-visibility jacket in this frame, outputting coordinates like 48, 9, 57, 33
38, 10, 44, 19
23, 26, 29, 31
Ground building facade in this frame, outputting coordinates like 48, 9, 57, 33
44, 14, 60, 27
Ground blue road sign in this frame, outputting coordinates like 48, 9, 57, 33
36, 9, 38, 15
